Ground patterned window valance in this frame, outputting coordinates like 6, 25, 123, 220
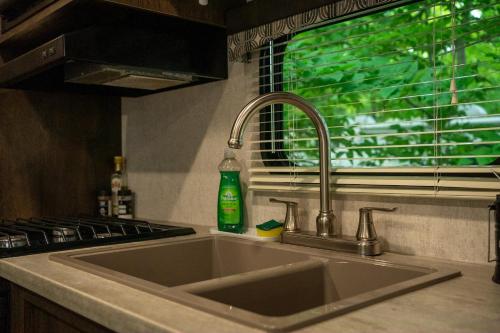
228, 0, 407, 62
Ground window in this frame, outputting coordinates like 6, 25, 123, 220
251, 0, 500, 199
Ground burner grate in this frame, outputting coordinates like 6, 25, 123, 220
0, 216, 195, 258
0, 226, 29, 248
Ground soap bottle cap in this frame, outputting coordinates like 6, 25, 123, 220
224, 148, 235, 159
114, 156, 124, 172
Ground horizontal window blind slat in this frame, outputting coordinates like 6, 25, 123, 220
248, 166, 500, 174
289, 85, 499, 105
251, 140, 500, 153
253, 112, 500, 135
259, 31, 499, 83
247, 185, 498, 200
266, 77, 499, 105
249, 154, 500, 163
252, 99, 500, 127
259, 60, 496, 91
260, 71, 487, 96
254, 91, 500, 126
250, 174, 500, 190
249, 126, 500, 144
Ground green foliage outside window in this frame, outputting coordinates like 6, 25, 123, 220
281, 0, 499, 167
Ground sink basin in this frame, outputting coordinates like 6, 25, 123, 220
51, 235, 460, 331
186, 258, 428, 317
60, 237, 310, 287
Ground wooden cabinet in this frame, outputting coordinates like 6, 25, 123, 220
0, 0, 244, 54
0, 91, 121, 219
103, 0, 237, 27
0, 279, 9, 333
1, 279, 115, 333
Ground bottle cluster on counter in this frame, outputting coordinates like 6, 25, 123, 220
97, 156, 134, 219
97, 190, 112, 217
117, 188, 134, 219
111, 156, 124, 215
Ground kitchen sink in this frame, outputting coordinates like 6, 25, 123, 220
51, 236, 460, 331
55, 237, 310, 287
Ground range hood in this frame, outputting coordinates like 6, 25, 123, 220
0, 23, 227, 96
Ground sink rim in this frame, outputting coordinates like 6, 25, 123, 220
170, 262, 460, 331
51, 234, 441, 271
49, 235, 461, 332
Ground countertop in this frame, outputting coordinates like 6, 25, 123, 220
0, 223, 499, 333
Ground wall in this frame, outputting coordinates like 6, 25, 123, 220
122, 62, 491, 264
0, 90, 121, 218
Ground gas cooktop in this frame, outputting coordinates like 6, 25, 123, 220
0, 216, 195, 258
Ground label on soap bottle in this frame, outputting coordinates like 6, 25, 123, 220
220, 186, 240, 224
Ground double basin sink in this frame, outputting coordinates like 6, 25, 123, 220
51, 235, 460, 331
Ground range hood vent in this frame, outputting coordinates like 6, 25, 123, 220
103, 75, 188, 91
64, 63, 194, 91
0, 22, 227, 96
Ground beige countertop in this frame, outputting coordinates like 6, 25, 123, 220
0, 223, 499, 333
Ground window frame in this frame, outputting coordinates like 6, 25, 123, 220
258, 2, 500, 174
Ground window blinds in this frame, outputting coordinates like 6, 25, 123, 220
246, 0, 500, 199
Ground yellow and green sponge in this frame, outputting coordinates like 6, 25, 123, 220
256, 219, 284, 238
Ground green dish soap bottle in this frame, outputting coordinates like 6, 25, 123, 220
217, 148, 244, 233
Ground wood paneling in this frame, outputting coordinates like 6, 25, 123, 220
8, 281, 114, 333
0, 89, 121, 219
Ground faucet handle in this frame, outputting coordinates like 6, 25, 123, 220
356, 207, 397, 241
269, 198, 297, 205
269, 198, 300, 232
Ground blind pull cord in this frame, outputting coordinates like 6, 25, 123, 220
450, 0, 459, 105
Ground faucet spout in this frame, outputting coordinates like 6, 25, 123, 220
228, 92, 335, 237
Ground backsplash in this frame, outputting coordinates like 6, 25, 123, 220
122, 62, 491, 264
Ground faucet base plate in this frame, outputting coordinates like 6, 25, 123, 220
281, 231, 382, 256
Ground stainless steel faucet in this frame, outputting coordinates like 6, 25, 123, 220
228, 92, 336, 237
228, 92, 397, 256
